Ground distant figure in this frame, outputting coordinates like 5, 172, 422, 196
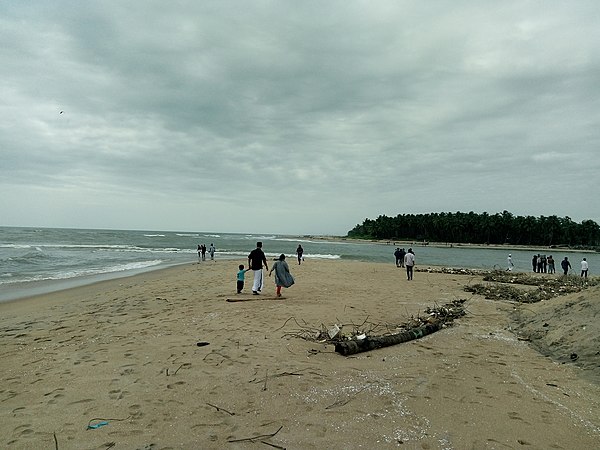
507, 254, 514, 271
398, 248, 406, 268
269, 254, 295, 297
541, 255, 547, 273
581, 258, 589, 278
536, 254, 543, 273
197, 244, 202, 260
236, 264, 250, 294
248, 242, 268, 295
547, 255, 555, 274
532, 255, 537, 273
201, 244, 207, 261
209, 243, 216, 260
394, 248, 402, 267
561, 257, 571, 275
404, 248, 415, 281
296, 244, 304, 265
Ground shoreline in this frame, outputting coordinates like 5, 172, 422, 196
0, 260, 192, 304
310, 235, 599, 253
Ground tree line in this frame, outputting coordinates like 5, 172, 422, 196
347, 211, 600, 249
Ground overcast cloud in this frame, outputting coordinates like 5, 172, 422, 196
1, 1, 599, 235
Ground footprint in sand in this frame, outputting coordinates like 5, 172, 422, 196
109, 389, 128, 400
14, 424, 33, 436
67, 398, 94, 406
128, 404, 143, 419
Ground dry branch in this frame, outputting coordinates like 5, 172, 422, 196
228, 425, 283, 443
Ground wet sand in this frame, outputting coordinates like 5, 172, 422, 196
1, 259, 599, 449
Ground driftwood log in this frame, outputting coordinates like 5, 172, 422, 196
334, 322, 441, 356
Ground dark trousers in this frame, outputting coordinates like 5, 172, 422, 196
237, 280, 244, 293
406, 265, 413, 280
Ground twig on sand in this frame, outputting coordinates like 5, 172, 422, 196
228, 425, 283, 443
325, 385, 369, 410
206, 402, 235, 416
253, 368, 309, 389
261, 441, 286, 449
53, 432, 58, 450
166, 363, 191, 376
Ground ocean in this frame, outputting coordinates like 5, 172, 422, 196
1, 226, 597, 302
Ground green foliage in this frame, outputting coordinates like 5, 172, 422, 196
347, 211, 600, 248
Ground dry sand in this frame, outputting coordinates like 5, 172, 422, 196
1, 259, 599, 449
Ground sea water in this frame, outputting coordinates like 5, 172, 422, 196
1, 226, 597, 302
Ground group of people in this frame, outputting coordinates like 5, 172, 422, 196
237, 241, 297, 297
197, 243, 216, 261
507, 253, 590, 277
529, 254, 556, 273
394, 247, 415, 280
560, 256, 589, 277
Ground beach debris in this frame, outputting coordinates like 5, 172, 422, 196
416, 267, 492, 276
86, 420, 109, 430
275, 301, 467, 356
228, 425, 283, 444
465, 272, 597, 303
327, 324, 341, 339
196, 341, 210, 347
325, 385, 369, 409
86, 415, 130, 430
333, 300, 467, 355
166, 362, 191, 376
335, 323, 441, 356
206, 402, 235, 415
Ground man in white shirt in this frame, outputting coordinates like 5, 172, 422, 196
581, 258, 589, 278
507, 254, 514, 271
404, 248, 415, 281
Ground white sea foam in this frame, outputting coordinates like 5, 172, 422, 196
0, 260, 164, 285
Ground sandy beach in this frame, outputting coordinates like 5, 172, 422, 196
1, 259, 599, 449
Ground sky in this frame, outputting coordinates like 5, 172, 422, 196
1, 1, 599, 236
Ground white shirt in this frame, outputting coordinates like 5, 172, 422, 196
404, 252, 415, 267
581, 260, 589, 270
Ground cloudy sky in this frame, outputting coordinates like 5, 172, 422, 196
2, 1, 599, 235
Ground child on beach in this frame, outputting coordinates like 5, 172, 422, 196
236, 264, 250, 294
269, 254, 295, 297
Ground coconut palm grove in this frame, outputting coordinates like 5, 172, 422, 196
347, 211, 600, 249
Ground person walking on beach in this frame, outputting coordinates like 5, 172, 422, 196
197, 244, 202, 261
269, 254, 295, 297
404, 248, 415, 280
581, 258, 589, 278
296, 244, 304, 265
394, 248, 402, 267
398, 248, 406, 268
532, 255, 537, 272
201, 244, 207, 261
236, 264, 250, 294
561, 257, 571, 275
248, 242, 268, 295
209, 243, 216, 260
507, 254, 514, 271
